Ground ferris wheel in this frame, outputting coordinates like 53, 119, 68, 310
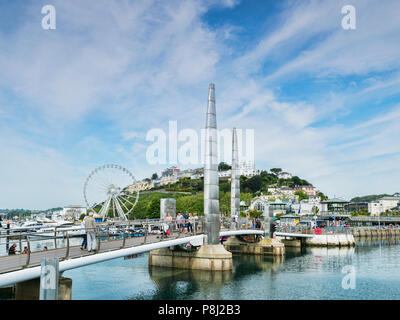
83, 164, 139, 221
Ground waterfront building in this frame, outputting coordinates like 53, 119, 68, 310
320, 198, 349, 214
368, 202, 383, 216
345, 202, 369, 213
279, 214, 300, 225
367, 196, 400, 216
379, 196, 400, 212
291, 199, 326, 215
250, 198, 289, 217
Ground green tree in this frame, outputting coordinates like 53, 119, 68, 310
317, 191, 328, 201
151, 173, 158, 180
220, 180, 230, 193
295, 190, 309, 201
218, 162, 231, 171
147, 198, 160, 218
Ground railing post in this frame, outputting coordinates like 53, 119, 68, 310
54, 227, 58, 249
19, 233, 22, 254
64, 231, 70, 260
143, 224, 148, 244
96, 226, 101, 252
121, 226, 127, 249
24, 235, 31, 268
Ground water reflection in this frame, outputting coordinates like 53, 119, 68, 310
147, 266, 233, 300
62, 237, 400, 300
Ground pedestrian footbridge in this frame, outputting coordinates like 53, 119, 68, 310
0, 222, 265, 287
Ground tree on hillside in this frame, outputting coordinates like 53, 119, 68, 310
270, 168, 282, 176
350, 194, 391, 203
220, 180, 230, 193
317, 191, 328, 201
218, 162, 231, 171
241, 175, 263, 194
290, 176, 311, 187
295, 190, 309, 201
151, 173, 158, 180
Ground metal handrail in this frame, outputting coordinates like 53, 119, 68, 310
1, 216, 261, 259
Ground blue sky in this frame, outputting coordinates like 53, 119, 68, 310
0, 0, 399, 209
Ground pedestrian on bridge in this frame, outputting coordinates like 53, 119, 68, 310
84, 212, 97, 253
80, 219, 87, 250
176, 212, 184, 233
8, 243, 18, 255
187, 213, 194, 233
164, 213, 173, 234
255, 216, 262, 229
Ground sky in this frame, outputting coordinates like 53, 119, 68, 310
0, 0, 399, 209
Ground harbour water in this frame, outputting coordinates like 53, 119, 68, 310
61, 238, 400, 300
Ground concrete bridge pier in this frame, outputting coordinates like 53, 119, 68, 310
13, 276, 72, 300
149, 244, 232, 271
223, 235, 285, 256
224, 206, 285, 256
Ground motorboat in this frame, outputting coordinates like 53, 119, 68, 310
32, 224, 84, 238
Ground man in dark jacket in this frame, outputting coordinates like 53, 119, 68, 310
8, 243, 18, 255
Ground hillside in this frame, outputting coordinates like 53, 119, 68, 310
151, 170, 314, 195
350, 194, 393, 203
121, 168, 323, 219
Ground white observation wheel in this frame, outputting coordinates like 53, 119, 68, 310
83, 164, 139, 221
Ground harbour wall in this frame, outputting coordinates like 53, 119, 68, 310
351, 228, 400, 238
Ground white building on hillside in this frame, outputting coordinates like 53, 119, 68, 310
278, 172, 292, 179
61, 206, 86, 220
238, 160, 259, 177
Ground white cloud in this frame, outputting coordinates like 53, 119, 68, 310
0, 0, 399, 209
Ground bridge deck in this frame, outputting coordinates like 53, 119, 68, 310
275, 232, 315, 238
0, 233, 184, 275
0, 228, 266, 281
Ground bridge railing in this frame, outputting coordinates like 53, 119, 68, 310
277, 225, 352, 235
0, 217, 210, 260
0, 215, 263, 260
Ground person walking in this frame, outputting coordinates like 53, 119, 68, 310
255, 215, 262, 229
193, 213, 199, 232
164, 213, 173, 234
80, 219, 87, 250
176, 212, 184, 233
84, 212, 97, 253
187, 213, 194, 233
